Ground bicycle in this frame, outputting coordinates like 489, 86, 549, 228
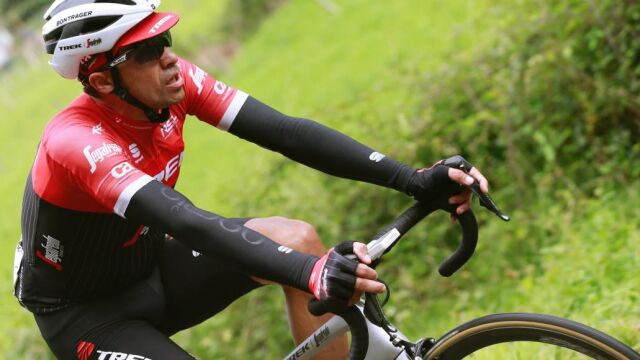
284, 157, 640, 360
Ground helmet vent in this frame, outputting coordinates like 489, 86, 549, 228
46, 0, 137, 21
44, 15, 123, 54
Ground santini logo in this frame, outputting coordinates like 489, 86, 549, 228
369, 152, 386, 162
278, 245, 293, 254
129, 143, 144, 163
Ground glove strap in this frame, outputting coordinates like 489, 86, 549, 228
308, 247, 333, 299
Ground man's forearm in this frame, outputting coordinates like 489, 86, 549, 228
228, 96, 416, 194
125, 180, 316, 290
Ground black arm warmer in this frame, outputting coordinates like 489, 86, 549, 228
228, 97, 416, 193
125, 180, 317, 291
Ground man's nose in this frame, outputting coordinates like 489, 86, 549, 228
159, 47, 178, 68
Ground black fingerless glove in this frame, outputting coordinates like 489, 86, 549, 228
406, 164, 462, 212
308, 241, 358, 308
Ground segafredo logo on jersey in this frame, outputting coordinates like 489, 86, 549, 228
148, 14, 174, 34
83, 143, 123, 173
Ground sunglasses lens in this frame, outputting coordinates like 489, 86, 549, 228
131, 31, 172, 64
162, 31, 172, 47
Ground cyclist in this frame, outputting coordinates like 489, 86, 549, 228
14, 1, 490, 359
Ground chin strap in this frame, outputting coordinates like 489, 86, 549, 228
110, 66, 170, 123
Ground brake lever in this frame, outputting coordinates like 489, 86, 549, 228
469, 182, 510, 221
443, 155, 510, 222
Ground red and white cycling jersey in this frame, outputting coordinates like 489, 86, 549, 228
15, 58, 248, 313
33, 58, 247, 216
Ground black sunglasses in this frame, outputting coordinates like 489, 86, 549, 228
106, 31, 172, 69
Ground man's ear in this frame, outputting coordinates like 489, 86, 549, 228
88, 71, 114, 95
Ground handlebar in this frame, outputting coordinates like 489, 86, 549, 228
366, 202, 478, 276
309, 202, 480, 360
308, 155, 509, 360
307, 303, 369, 360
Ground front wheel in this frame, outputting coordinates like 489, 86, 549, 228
421, 313, 639, 359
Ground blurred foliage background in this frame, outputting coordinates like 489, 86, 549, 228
0, 0, 638, 358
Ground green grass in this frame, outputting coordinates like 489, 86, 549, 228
1, 0, 638, 358
0, 61, 79, 358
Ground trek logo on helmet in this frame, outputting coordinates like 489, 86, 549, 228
58, 43, 82, 52
149, 14, 175, 34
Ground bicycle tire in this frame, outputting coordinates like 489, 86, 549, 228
422, 313, 640, 360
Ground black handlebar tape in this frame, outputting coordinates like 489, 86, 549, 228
387, 202, 435, 234
308, 202, 478, 359
367, 202, 437, 258
307, 298, 327, 316
308, 300, 369, 360
438, 210, 478, 277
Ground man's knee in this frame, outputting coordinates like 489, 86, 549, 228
245, 217, 325, 256
284, 218, 324, 255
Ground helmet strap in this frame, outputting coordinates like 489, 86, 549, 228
109, 66, 170, 123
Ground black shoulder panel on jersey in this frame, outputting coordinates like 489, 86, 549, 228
125, 180, 316, 291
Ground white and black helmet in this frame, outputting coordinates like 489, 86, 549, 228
42, 0, 160, 79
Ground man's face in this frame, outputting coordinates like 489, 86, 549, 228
115, 31, 185, 110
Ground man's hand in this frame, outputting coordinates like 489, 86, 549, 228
308, 241, 384, 308
407, 156, 490, 217
442, 161, 489, 216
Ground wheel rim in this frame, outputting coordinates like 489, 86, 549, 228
425, 320, 630, 359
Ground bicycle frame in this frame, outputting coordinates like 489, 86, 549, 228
284, 304, 412, 360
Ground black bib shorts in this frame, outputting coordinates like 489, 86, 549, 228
34, 221, 261, 360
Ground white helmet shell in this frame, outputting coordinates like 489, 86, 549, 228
42, 0, 161, 79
